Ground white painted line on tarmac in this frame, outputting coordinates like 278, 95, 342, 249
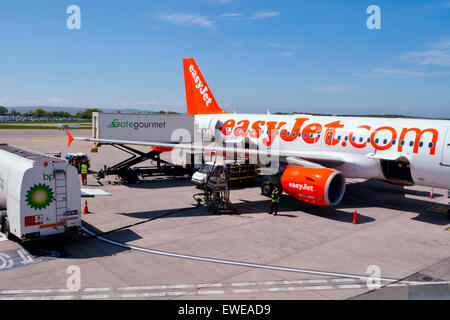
233, 288, 259, 294
197, 283, 224, 288
53, 296, 75, 300
3, 277, 449, 300
84, 287, 112, 292
117, 286, 158, 291
197, 290, 225, 295
81, 294, 110, 299
0, 288, 78, 295
330, 278, 358, 283
40, 295, 75, 300
337, 284, 365, 289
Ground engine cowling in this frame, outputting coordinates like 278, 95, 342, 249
281, 166, 346, 207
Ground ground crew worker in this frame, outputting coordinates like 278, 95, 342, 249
80, 163, 88, 186
268, 186, 281, 216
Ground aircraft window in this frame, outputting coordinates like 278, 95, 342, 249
375, 138, 379, 144
257, 130, 260, 134
419, 141, 424, 147
429, 142, 434, 148
352, 137, 356, 142
359, 137, 364, 143
327, 135, 331, 140
367, 138, 371, 143
292, 132, 296, 137
409, 141, 414, 147
304, 133, 308, 138
392, 140, 396, 145
401, 140, 405, 146
310, 134, 314, 138
317, 134, 320, 139
383, 139, 387, 144
281, 131, 285, 136
345, 136, 348, 141
337, 136, 341, 140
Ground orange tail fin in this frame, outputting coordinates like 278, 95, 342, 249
183, 58, 227, 115
66, 130, 74, 147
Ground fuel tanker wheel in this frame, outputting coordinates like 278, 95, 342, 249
4, 219, 12, 240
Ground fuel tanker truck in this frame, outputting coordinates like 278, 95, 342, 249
0, 144, 81, 241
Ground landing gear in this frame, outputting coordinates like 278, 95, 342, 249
447, 189, 450, 219
261, 181, 274, 197
261, 181, 283, 198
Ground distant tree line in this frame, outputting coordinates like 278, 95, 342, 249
153, 110, 179, 114
0, 106, 181, 119
75, 108, 102, 119
0, 107, 102, 119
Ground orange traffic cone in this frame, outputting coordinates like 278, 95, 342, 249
429, 188, 434, 199
83, 200, 89, 214
352, 210, 358, 224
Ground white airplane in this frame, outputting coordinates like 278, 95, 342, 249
67, 58, 450, 207
57, 123, 80, 130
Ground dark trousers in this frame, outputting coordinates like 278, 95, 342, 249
269, 202, 279, 215
81, 174, 87, 186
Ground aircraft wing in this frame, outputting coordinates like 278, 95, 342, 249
66, 131, 345, 168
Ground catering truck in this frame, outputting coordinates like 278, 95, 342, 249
87, 112, 202, 183
91, 112, 195, 143
0, 144, 81, 241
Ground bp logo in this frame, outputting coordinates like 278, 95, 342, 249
26, 184, 54, 210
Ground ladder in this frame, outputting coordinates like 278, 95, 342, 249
54, 170, 68, 223
205, 165, 236, 215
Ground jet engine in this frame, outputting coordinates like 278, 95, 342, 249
280, 166, 346, 207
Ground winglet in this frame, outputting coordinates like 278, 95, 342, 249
66, 130, 74, 147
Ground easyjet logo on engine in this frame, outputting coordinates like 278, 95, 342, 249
289, 182, 314, 192
219, 117, 439, 155
189, 65, 212, 107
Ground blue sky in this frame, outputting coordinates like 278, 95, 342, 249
0, 0, 449, 117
